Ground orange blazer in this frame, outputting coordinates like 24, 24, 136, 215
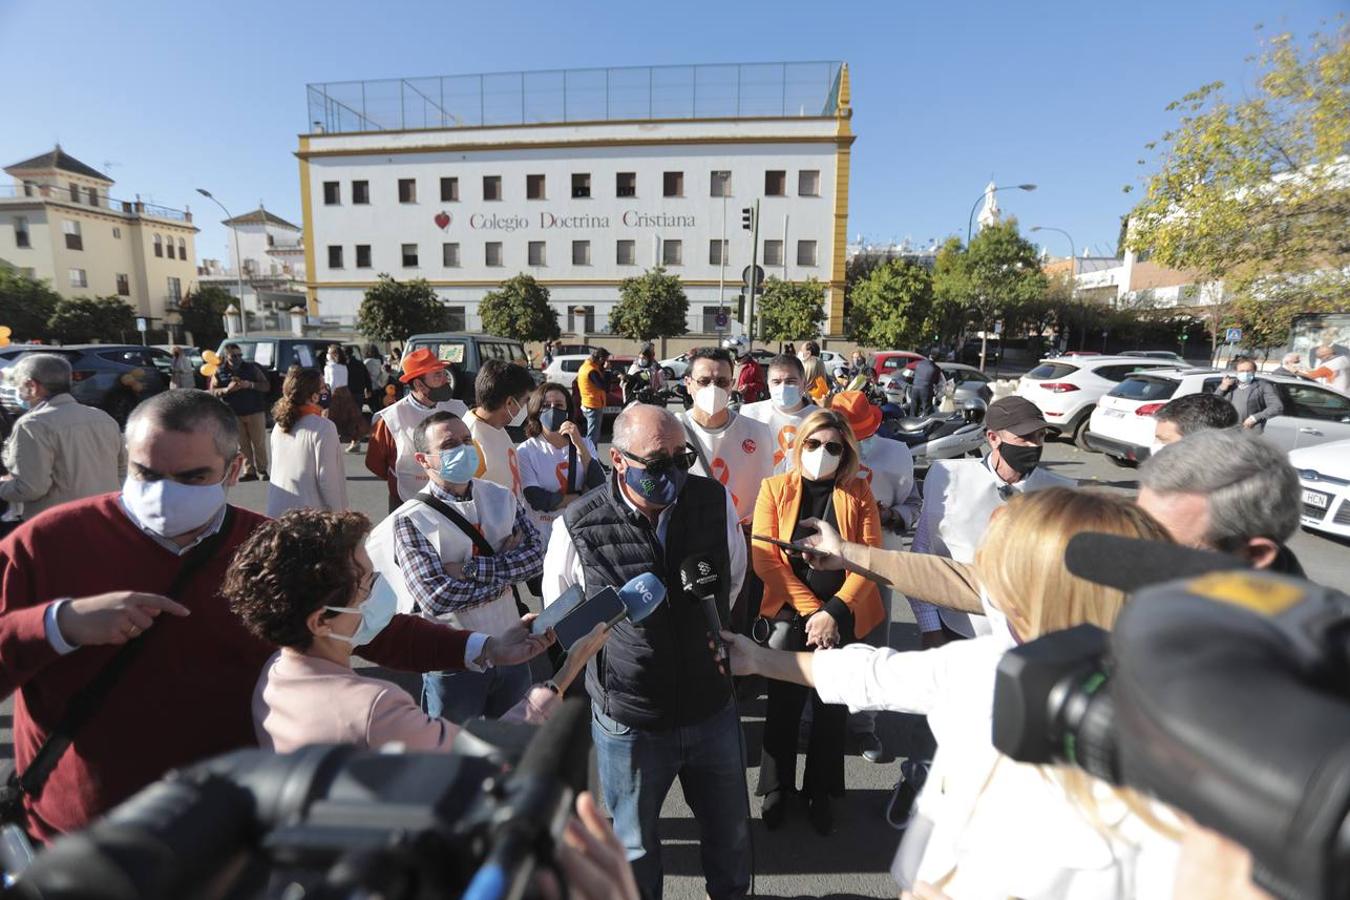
752, 470, 884, 638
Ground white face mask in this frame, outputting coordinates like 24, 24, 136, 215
770, 382, 803, 410
122, 473, 228, 538
799, 446, 841, 480
694, 384, 729, 416
507, 397, 528, 428
978, 584, 1018, 650
324, 577, 398, 646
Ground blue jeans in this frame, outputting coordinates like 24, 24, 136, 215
421, 662, 531, 725
582, 406, 603, 445
592, 701, 750, 900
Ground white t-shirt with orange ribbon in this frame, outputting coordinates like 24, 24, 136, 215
465, 411, 523, 499
677, 409, 774, 525
741, 399, 817, 475
516, 434, 600, 543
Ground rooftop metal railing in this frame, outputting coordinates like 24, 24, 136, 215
306, 61, 843, 135
0, 183, 191, 221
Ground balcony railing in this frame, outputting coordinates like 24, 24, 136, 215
307, 61, 843, 135
0, 183, 191, 222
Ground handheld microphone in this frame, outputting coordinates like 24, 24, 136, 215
679, 555, 728, 667
618, 572, 667, 624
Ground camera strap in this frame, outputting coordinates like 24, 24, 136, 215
1, 505, 238, 824
416, 493, 528, 616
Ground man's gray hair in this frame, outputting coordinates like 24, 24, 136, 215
13, 353, 72, 396
126, 389, 241, 460
1139, 428, 1300, 545
611, 404, 682, 453
1281, 352, 1302, 366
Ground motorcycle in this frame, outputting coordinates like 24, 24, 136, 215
876, 397, 988, 465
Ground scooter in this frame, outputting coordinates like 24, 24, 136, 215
877, 402, 987, 465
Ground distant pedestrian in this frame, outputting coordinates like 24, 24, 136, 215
267, 367, 348, 517
210, 343, 269, 481
1215, 357, 1283, 433
1300, 344, 1350, 394
576, 348, 610, 445
169, 346, 196, 389
324, 345, 368, 452
1270, 352, 1303, 378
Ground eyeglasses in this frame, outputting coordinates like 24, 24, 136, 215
802, 438, 844, 456
691, 376, 733, 389
620, 446, 698, 475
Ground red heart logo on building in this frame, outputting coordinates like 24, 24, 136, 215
434, 211, 451, 230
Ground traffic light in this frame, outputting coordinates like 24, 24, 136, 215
741, 207, 754, 231
735, 291, 746, 323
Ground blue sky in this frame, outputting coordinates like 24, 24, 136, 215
1, 0, 1339, 269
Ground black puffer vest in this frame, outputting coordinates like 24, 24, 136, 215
563, 473, 733, 730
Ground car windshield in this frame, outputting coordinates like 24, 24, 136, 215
1108, 376, 1179, 401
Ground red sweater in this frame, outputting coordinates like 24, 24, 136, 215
0, 493, 470, 841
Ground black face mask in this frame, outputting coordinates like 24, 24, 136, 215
997, 441, 1042, 477
420, 382, 454, 403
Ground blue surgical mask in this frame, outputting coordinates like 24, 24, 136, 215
622, 461, 688, 507
770, 383, 803, 410
435, 443, 480, 483
325, 576, 398, 646
540, 407, 569, 433
1237, 371, 1255, 385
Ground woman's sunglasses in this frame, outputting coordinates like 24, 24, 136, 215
620, 446, 699, 476
802, 437, 844, 456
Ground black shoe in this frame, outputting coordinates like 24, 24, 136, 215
807, 794, 834, 836
761, 789, 788, 831
239, 473, 259, 482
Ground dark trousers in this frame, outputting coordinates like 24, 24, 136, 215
758, 677, 846, 799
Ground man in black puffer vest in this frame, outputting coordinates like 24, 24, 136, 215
543, 404, 749, 900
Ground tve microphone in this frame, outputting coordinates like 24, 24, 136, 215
618, 572, 668, 624
679, 555, 728, 667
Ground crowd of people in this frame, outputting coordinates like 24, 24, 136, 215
0, 336, 1341, 900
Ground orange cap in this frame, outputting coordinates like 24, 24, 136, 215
828, 390, 882, 441
398, 348, 450, 384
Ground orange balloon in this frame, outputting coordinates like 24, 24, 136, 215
201, 363, 219, 377
0, 326, 12, 339
0, 337, 9, 348
385, 384, 396, 395
202, 350, 221, 365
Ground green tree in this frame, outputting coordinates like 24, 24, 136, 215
178, 284, 232, 349
356, 274, 451, 344
928, 237, 971, 344
479, 274, 561, 342
610, 266, 688, 341
48, 296, 136, 344
847, 260, 934, 349
758, 277, 826, 342
930, 224, 1046, 362
1127, 25, 1350, 354
0, 269, 61, 341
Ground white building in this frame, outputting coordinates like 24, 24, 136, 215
198, 205, 307, 329
299, 62, 854, 336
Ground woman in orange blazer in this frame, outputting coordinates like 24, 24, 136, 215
751, 407, 883, 835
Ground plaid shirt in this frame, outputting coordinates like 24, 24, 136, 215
392, 481, 544, 617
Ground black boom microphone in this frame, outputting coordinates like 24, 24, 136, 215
680, 555, 728, 668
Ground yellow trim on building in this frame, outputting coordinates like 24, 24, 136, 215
297, 133, 854, 159
827, 64, 852, 337
297, 136, 319, 314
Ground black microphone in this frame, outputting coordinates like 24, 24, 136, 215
679, 555, 728, 668
1064, 533, 1245, 594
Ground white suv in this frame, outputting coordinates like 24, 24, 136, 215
1015, 356, 1180, 449
1086, 368, 1350, 463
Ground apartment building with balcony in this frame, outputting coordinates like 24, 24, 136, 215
198, 204, 308, 330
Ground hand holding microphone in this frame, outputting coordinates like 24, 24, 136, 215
679, 555, 730, 676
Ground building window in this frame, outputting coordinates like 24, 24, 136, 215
485, 242, 503, 267
356, 244, 372, 268
22, 181, 35, 198
526, 174, 546, 200
797, 240, 818, 266
709, 239, 728, 266
352, 180, 370, 204
764, 240, 784, 267
323, 181, 340, 205
663, 171, 684, 197
69, 183, 80, 202
112, 226, 121, 239
328, 245, 343, 268
69, 268, 87, 288
662, 239, 682, 266
572, 240, 591, 266
267, 233, 275, 248
528, 241, 546, 266
398, 179, 417, 203
14, 217, 29, 248
438, 177, 459, 203
567, 305, 595, 334
116, 273, 130, 296
85, 187, 98, 206
446, 305, 467, 331
572, 173, 591, 198
401, 243, 419, 267
167, 276, 182, 305
616, 239, 636, 266
765, 170, 787, 196
153, 234, 163, 257
443, 242, 460, 267
177, 237, 186, 260
701, 305, 726, 333
710, 171, 731, 197
63, 219, 82, 251
483, 175, 502, 201
616, 172, 637, 198
798, 170, 821, 196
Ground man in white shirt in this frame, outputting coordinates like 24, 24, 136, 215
464, 359, 535, 498
741, 353, 818, 474
1300, 344, 1350, 394
910, 396, 1074, 647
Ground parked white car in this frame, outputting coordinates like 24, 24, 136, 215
1086, 368, 1350, 464
1290, 439, 1350, 540
542, 353, 591, 388
1016, 355, 1181, 449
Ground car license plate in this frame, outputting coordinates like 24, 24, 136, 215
1303, 489, 1330, 509
1102, 409, 1125, 418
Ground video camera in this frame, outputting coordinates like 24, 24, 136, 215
993, 534, 1350, 900
7, 698, 594, 900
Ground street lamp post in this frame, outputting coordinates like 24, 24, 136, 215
196, 188, 247, 336
1031, 225, 1076, 354
966, 183, 1037, 245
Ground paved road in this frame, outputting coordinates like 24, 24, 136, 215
2, 433, 1344, 899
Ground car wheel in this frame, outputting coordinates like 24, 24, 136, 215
1072, 413, 1094, 451
104, 391, 138, 427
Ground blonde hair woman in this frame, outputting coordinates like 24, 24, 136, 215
751, 407, 884, 835
729, 488, 1182, 898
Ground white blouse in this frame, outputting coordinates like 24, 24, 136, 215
324, 361, 349, 391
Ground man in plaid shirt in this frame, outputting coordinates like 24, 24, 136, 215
378, 412, 545, 723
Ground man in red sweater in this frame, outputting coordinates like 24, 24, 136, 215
0, 390, 551, 841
